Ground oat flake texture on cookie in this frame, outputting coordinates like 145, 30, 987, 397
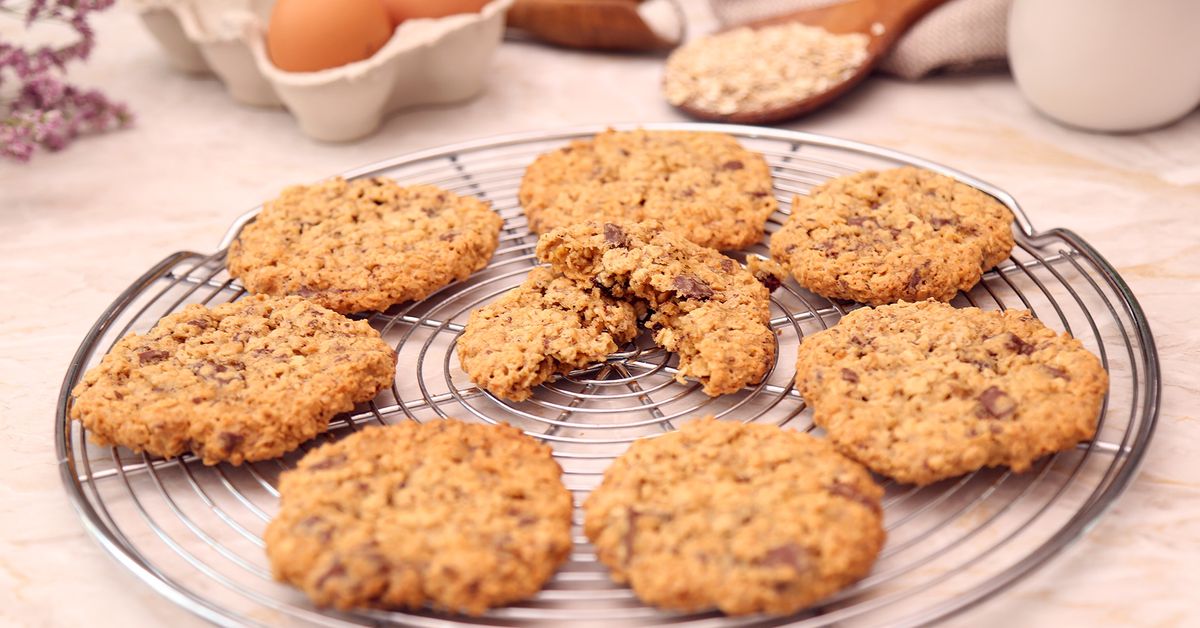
265, 420, 574, 615
585, 418, 885, 615
795, 300, 1108, 485
227, 176, 503, 314
69, 295, 397, 465
519, 129, 777, 250
770, 167, 1014, 305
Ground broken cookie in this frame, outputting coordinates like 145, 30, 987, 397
536, 220, 777, 396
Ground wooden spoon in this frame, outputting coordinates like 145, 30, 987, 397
668, 0, 950, 124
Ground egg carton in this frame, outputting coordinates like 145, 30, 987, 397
133, 0, 513, 141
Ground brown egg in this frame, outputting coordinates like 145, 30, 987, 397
267, 0, 394, 73
381, 0, 491, 25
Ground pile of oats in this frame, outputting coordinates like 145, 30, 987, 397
664, 22, 871, 116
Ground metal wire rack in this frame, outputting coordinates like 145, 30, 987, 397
57, 123, 1160, 627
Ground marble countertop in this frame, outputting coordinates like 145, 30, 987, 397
2, 3, 1198, 626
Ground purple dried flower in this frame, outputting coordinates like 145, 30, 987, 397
0, 122, 35, 161
1, 0, 130, 162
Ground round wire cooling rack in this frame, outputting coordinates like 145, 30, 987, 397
57, 123, 1160, 627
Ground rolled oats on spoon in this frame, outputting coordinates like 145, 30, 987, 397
665, 23, 869, 119
663, 0, 950, 124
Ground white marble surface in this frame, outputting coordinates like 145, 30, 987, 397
2, 3, 1199, 627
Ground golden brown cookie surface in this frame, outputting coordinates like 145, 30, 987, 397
228, 177, 502, 314
584, 418, 885, 615
69, 295, 396, 465
457, 266, 640, 401
520, 129, 777, 250
537, 220, 777, 396
770, 167, 1014, 305
265, 420, 573, 615
796, 301, 1108, 485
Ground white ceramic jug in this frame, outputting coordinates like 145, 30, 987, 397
1008, 0, 1200, 132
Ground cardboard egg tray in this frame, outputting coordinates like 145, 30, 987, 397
134, 0, 514, 141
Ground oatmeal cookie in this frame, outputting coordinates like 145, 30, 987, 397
537, 220, 776, 396
265, 420, 573, 614
457, 266, 640, 401
520, 129, 777, 250
584, 418, 885, 615
228, 177, 502, 314
795, 300, 1108, 485
69, 295, 396, 465
770, 167, 1014, 305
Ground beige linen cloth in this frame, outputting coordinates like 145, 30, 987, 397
708, 0, 1011, 79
